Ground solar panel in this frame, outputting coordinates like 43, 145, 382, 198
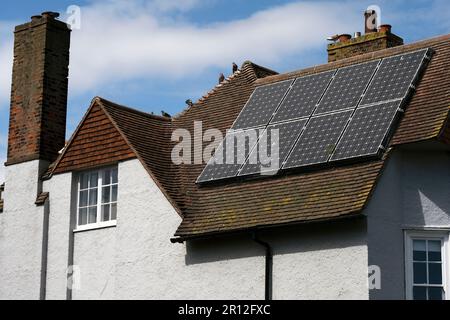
330, 100, 402, 161
283, 110, 352, 169
360, 49, 429, 106
271, 70, 335, 123
231, 79, 293, 130
196, 128, 262, 183
238, 119, 307, 176
197, 48, 432, 184
314, 60, 379, 115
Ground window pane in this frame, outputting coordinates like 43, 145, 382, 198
78, 208, 87, 225
112, 168, 118, 184
88, 207, 97, 224
413, 286, 427, 300
79, 190, 88, 207
111, 185, 118, 202
80, 173, 88, 189
428, 287, 443, 300
428, 263, 442, 285
103, 169, 111, 185
102, 186, 110, 203
88, 188, 98, 206
413, 262, 427, 284
90, 172, 98, 188
111, 203, 117, 220
428, 240, 441, 261
413, 240, 426, 261
102, 204, 110, 222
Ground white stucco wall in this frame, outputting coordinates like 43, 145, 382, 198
0, 158, 369, 299
268, 220, 368, 299
367, 145, 450, 299
43, 172, 73, 300
67, 159, 367, 300
0, 160, 47, 299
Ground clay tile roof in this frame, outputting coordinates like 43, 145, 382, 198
45, 35, 450, 241
170, 34, 450, 240
35, 192, 49, 206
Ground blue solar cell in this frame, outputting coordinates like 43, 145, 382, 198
239, 119, 307, 176
231, 79, 293, 129
283, 110, 352, 168
330, 100, 402, 161
271, 70, 335, 123
360, 49, 429, 106
196, 128, 262, 183
314, 60, 379, 115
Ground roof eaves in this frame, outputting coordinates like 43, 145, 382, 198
171, 211, 364, 243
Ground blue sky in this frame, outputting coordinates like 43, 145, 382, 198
0, 0, 449, 181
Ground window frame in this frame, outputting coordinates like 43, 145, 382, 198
404, 230, 450, 300
75, 166, 118, 232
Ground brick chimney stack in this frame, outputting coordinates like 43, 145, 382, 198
6, 12, 71, 166
327, 10, 403, 62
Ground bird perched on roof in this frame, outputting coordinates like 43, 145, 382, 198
161, 110, 171, 118
185, 99, 194, 107
218, 73, 225, 83
232, 62, 238, 73
326, 34, 339, 42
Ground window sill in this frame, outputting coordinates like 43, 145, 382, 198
73, 220, 117, 233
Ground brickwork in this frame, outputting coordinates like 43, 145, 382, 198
7, 15, 70, 166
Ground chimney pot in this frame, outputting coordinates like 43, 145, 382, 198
379, 24, 392, 33
41, 11, 60, 19
354, 31, 361, 38
338, 34, 352, 42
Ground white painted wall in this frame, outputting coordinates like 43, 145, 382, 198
43, 172, 73, 300
68, 159, 368, 300
0, 160, 47, 299
367, 145, 450, 299
267, 220, 368, 299
0, 158, 369, 299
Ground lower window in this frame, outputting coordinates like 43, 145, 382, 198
405, 231, 449, 300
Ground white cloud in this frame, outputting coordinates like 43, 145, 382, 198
65, 0, 360, 94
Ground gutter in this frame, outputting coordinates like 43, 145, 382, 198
252, 232, 273, 301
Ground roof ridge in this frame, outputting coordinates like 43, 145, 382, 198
173, 61, 277, 120
95, 96, 171, 121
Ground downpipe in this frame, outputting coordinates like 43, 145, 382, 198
252, 232, 273, 300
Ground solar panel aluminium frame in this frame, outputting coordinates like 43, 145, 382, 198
359, 48, 432, 107
329, 99, 404, 161
329, 48, 433, 162
269, 69, 337, 124
313, 59, 381, 116
281, 109, 354, 169
229, 78, 294, 131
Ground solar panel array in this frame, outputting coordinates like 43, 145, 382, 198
197, 48, 431, 184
